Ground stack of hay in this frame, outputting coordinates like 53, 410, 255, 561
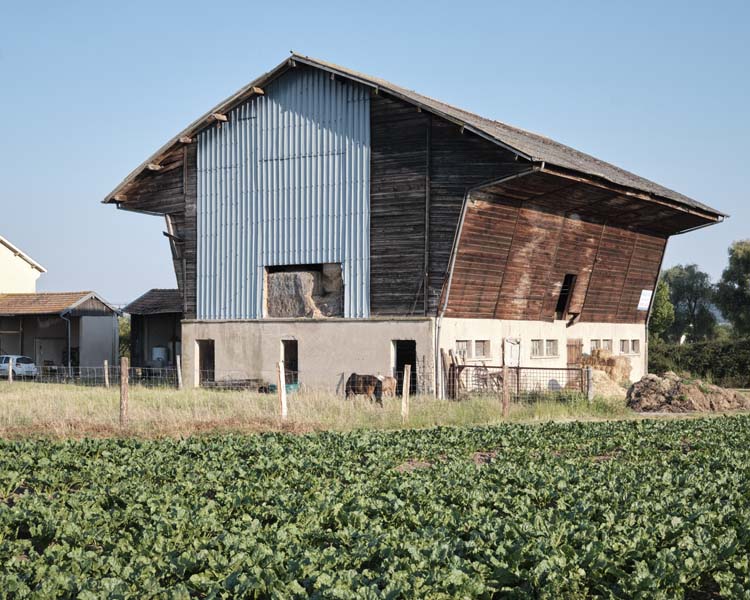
581, 349, 632, 385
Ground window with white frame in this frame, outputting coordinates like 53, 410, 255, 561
531, 339, 559, 358
590, 339, 601, 352
475, 340, 491, 358
602, 339, 613, 352
455, 340, 471, 361
619, 339, 642, 354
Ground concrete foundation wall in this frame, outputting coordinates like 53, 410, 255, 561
439, 318, 647, 381
182, 319, 434, 392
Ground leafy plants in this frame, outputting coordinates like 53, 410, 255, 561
1, 417, 750, 597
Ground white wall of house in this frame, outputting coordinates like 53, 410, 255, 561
79, 316, 118, 367
438, 318, 647, 382
182, 318, 435, 392
0, 242, 43, 293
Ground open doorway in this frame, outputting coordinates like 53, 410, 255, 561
196, 339, 215, 384
281, 339, 299, 384
392, 340, 417, 396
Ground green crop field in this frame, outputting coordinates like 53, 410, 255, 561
2, 417, 750, 598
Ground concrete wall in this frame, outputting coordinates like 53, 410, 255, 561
79, 316, 118, 367
0, 244, 41, 293
439, 318, 647, 382
182, 318, 434, 392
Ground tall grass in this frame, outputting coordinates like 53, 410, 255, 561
0, 381, 636, 438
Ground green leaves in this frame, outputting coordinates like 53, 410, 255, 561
1, 418, 750, 597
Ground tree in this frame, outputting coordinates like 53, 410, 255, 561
662, 264, 716, 342
715, 240, 750, 336
648, 278, 674, 340
118, 316, 131, 359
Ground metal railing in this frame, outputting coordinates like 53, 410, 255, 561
448, 365, 589, 402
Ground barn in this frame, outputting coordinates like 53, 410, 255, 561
103, 54, 724, 394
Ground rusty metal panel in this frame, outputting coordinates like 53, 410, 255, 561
197, 68, 370, 319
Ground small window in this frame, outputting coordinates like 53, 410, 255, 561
0, 357, 7, 364
531, 339, 559, 358
620, 340, 630, 354
474, 340, 491, 358
455, 340, 471, 360
590, 339, 601, 352
555, 274, 577, 320
602, 339, 613, 352
631, 339, 640, 354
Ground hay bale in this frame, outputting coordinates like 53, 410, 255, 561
582, 349, 632, 384
591, 369, 627, 400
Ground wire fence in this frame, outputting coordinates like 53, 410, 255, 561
1, 363, 591, 404
449, 365, 590, 403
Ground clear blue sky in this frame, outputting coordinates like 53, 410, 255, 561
1, 0, 747, 306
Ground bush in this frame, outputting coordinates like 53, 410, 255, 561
649, 337, 750, 387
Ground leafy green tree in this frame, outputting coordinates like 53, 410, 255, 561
662, 264, 716, 342
118, 316, 131, 359
715, 240, 750, 336
648, 278, 675, 340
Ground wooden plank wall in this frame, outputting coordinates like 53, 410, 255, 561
446, 191, 666, 323
369, 93, 525, 315
427, 119, 524, 313
369, 95, 429, 315
117, 144, 196, 318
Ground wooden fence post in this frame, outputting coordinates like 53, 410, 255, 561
176, 354, 183, 390
277, 361, 288, 420
120, 356, 129, 427
401, 364, 411, 423
103, 360, 110, 388
7, 357, 13, 383
586, 366, 594, 402
502, 364, 510, 418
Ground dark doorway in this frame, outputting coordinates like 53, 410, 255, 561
393, 340, 417, 395
196, 339, 215, 384
282, 339, 299, 384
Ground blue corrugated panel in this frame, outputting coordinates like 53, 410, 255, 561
197, 68, 371, 319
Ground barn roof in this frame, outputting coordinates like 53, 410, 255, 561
103, 53, 724, 221
124, 288, 183, 315
0, 292, 117, 316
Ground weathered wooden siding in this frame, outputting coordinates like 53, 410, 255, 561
427, 119, 524, 313
369, 93, 525, 315
446, 188, 667, 323
183, 144, 198, 319
115, 144, 195, 318
369, 94, 429, 315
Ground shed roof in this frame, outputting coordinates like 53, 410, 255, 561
124, 289, 183, 315
103, 53, 724, 221
0, 235, 46, 273
0, 292, 117, 316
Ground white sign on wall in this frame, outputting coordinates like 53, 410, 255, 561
637, 289, 653, 311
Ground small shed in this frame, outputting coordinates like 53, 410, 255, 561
125, 289, 183, 368
0, 291, 119, 367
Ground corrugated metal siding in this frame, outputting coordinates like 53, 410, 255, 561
197, 68, 371, 319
